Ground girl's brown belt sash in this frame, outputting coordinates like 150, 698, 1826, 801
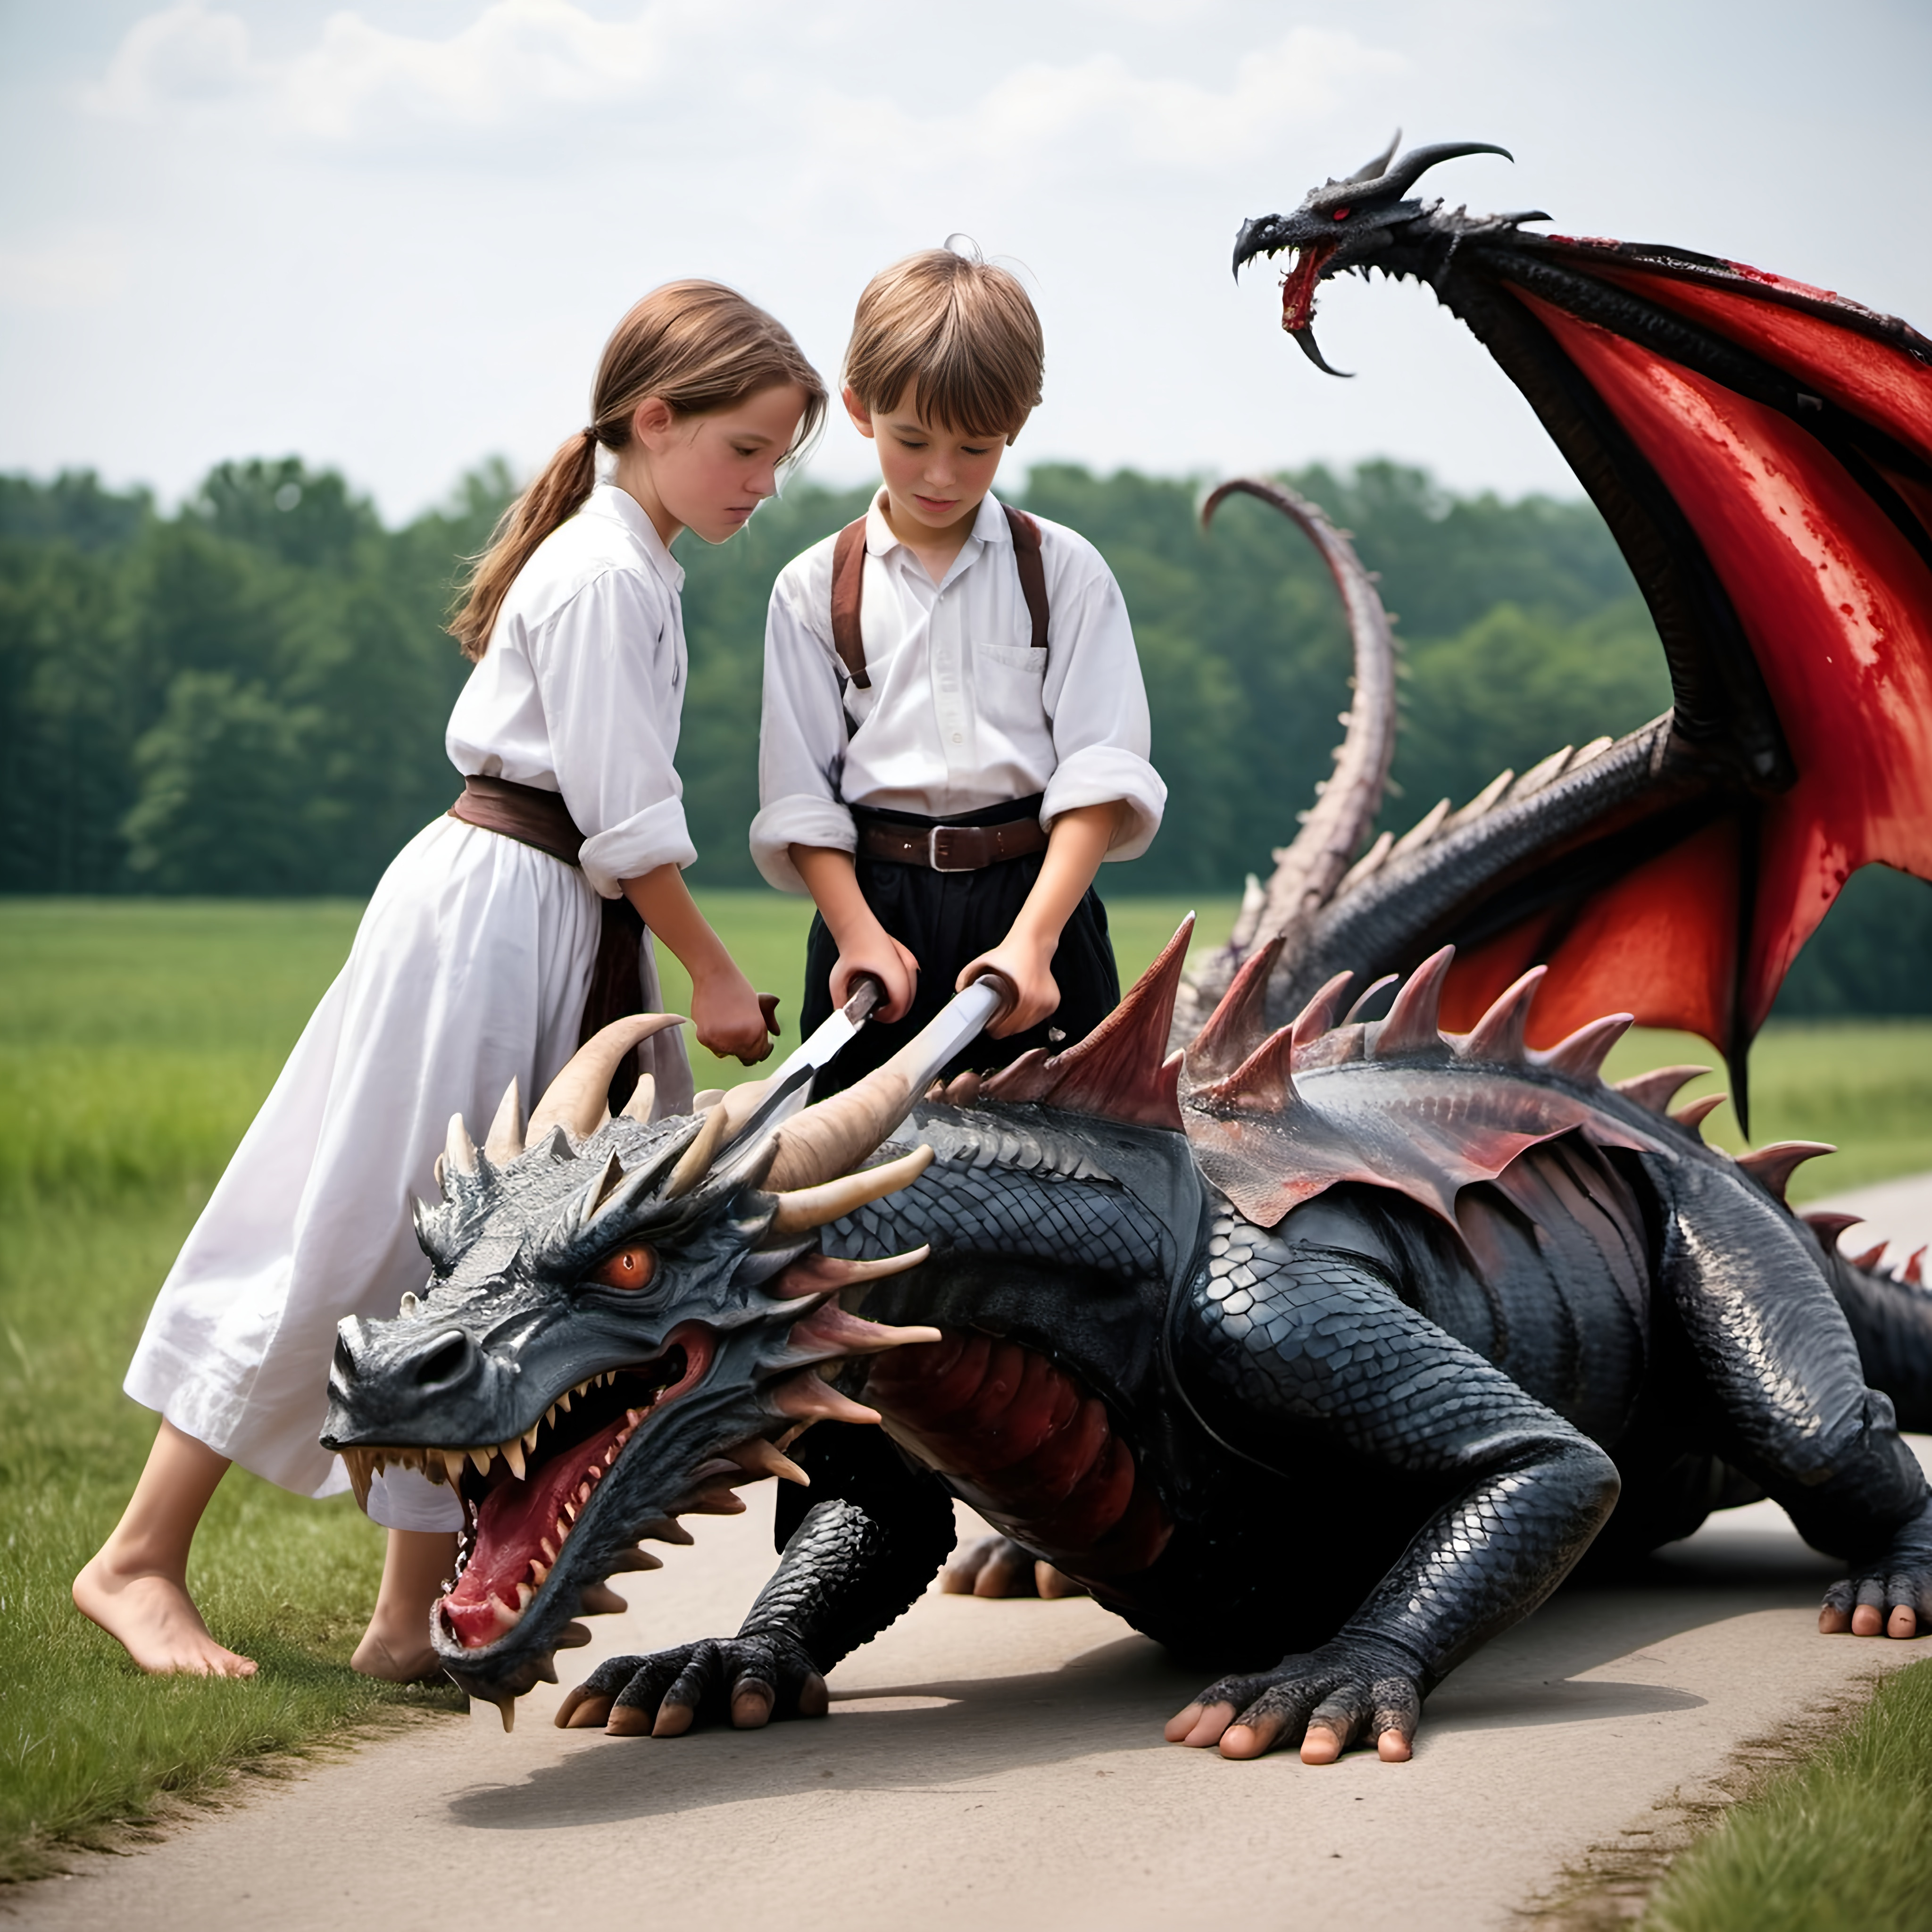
449, 774, 650, 1108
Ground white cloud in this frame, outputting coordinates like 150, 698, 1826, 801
0, 232, 131, 309
89, 0, 677, 139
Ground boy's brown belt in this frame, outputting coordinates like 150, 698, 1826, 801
448, 775, 649, 1084
856, 817, 1048, 871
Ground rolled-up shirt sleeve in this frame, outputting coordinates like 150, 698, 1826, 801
1039, 566, 1166, 862
531, 569, 697, 898
751, 561, 857, 894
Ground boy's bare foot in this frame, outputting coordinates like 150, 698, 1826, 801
72, 1556, 257, 1677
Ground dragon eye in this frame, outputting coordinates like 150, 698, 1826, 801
1332, 207, 1351, 221
591, 1244, 657, 1291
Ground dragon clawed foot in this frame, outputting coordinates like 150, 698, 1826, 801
555, 1633, 828, 1737
941, 1533, 1088, 1599
1166, 1638, 1425, 1764
1819, 1505, 1932, 1640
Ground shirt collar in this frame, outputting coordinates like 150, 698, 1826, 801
586, 481, 685, 592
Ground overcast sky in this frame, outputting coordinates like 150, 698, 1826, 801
4, 0, 1928, 522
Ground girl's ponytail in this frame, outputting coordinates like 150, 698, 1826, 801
450, 282, 824, 660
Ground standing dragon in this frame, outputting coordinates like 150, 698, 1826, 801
322, 142, 1932, 1763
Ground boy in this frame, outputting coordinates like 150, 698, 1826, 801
752, 246, 1164, 1093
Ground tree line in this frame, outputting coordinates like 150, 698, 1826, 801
1, 456, 1924, 1015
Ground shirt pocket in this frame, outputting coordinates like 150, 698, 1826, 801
977, 641, 1048, 675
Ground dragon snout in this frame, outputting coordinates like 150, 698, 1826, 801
323, 1315, 499, 1447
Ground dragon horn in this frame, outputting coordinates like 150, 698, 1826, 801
1359, 140, 1513, 201
483, 1077, 523, 1164
445, 1113, 479, 1177
767, 1145, 934, 1237
526, 1014, 687, 1148
1343, 130, 1402, 184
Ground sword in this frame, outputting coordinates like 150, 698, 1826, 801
721, 968, 1018, 1154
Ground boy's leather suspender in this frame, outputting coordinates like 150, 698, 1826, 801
829, 505, 1049, 691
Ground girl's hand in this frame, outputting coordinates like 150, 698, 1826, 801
691, 967, 779, 1065
958, 932, 1059, 1039
833, 934, 920, 1024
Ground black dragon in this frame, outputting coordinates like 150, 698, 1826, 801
321, 142, 1932, 1763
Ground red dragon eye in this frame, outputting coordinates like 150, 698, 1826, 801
591, 1245, 657, 1291
1332, 207, 1351, 221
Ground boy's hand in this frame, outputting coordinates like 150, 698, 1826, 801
691, 968, 779, 1065
959, 933, 1059, 1039
833, 934, 920, 1024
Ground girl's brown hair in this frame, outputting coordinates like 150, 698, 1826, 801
843, 245, 1043, 444
451, 281, 825, 659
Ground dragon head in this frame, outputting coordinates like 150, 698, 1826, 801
1232, 134, 1525, 375
319, 1014, 941, 1725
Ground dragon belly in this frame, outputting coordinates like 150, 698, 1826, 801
862, 1331, 1172, 1580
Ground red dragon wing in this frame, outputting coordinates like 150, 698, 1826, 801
1238, 200, 1932, 1129
1455, 241, 1932, 1051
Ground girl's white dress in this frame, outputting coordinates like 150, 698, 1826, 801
125, 484, 697, 1529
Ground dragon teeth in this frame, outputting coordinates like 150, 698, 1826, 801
468, 1446, 493, 1475
441, 1448, 466, 1487
501, 1438, 526, 1481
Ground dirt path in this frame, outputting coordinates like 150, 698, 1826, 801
14, 1179, 1930, 1932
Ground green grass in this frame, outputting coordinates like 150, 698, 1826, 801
0, 893, 1928, 1883
1641, 1661, 1932, 1932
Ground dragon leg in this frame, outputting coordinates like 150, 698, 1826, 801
1652, 1158, 1932, 1637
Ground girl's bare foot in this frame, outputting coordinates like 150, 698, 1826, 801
72, 1556, 257, 1677
75, 1418, 255, 1675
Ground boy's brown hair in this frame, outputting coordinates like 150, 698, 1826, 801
844, 246, 1043, 444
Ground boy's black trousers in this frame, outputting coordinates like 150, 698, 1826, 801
799, 795, 1121, 1099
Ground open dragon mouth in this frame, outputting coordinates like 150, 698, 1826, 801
1280, 239, 1340, 333
438, 1331, 713, 1648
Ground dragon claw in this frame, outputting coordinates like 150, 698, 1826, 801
1172, 1641, 1424, 1763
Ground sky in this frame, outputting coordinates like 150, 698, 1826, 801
3, 0, 1929, 523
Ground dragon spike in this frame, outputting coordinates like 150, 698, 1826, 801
577, 1149, 628, 1228
943, 1069, 983, 1105
769, 1369, 883, 1427
1290, 970, 1355, 1049
1344, 974, 1398, 1024
483, 1077, 524, 1165
1533, 1014, 1633, 1083
785, 1299, 942, 1359
1802, 1211, 1864, 1252
1614, 1064, 1712, 1115
724, 1438, 810, 1486
445, 1114, 479, 1178
1368, 947, 1456, 1058
985, 918, 1194, 1130
769, 1245, 932, 1300
618, 1072, 657, 1124
339, 1447, 376, 1512
767, 1145, 935, 1238
1734, 1140, 1836, 1204
1198, 1025, 1297, 1113
1907, 1246, 1926, 1286
1672, 1092, 1727, 1132
1186, 933, 1286, 1081
1457, 966, 1546, 1064
664, 1103, 731, 1199
1850, 1240, 1890, 1271
527, 1014, 687, 1149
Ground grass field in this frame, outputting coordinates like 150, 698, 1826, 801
2, 893, 1930, 1886
1642, 1659, 1932, 1932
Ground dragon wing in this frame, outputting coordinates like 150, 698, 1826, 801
1217, 172, 1932, 1128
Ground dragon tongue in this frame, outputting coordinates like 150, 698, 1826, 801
439, 1412, 631, 1649
1281, 238, 1338, 331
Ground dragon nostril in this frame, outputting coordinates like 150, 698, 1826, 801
413, 1329, 476, 1390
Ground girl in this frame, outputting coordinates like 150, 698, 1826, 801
75, 282, 824, 1680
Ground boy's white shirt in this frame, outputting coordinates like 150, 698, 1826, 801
751, 488, 1166, 894
446, 481, 697, 898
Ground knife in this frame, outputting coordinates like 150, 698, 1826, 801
719, 974, 885, 1151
